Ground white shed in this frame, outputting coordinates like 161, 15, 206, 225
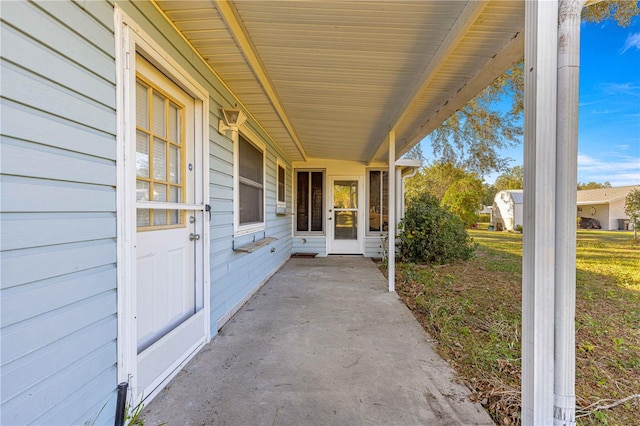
492, 190, 524, 231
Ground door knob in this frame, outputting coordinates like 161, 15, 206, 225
189, 233, 201, 241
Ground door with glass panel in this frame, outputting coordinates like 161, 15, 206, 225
329, 177, 363, 254
134, 55, 205, 397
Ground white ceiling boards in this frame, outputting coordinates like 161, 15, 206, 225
155, 1, 524, 163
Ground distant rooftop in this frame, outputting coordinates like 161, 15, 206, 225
576, 185, 639, 205
497, 189, 524, 204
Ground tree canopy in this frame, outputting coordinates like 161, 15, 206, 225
405, 161, 469, 202
577, 181, 612, 190
441, 176, 485, 227
494, 166, 524, 192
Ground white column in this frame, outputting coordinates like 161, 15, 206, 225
523, 1, 558, 424
396, 168, 403, 228
388, 131, 396, 292
554, 1, 584, 425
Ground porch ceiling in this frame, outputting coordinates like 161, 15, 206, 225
155, 0, 524, 163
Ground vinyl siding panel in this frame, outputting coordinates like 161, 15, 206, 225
0, 1, 117, 424
1, 212, 116, 251
365, 235, 386, 258
1, 138, 115, 186
2, 62, 115, 134
292, 235, 327, 257
2, 316, 116, 404
1, 0, 115, 83
1, 100, 116, 160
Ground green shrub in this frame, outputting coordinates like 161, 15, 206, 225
399, 193, 477, 264
515, 224, 523, 233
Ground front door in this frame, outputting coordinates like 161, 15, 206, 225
134, 56, 206, 398
329, 177, 363, 254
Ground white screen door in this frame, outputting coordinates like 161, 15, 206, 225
134, 55, 206, 397
329, 177, 363, 254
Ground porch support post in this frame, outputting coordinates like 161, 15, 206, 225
522, 1, 558, 424
388, 131, 396, 292
554, 1, 584, 424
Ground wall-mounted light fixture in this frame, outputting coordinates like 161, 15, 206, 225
218, 107, 247, 139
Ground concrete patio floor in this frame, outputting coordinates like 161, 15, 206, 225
142, 257, 493, 425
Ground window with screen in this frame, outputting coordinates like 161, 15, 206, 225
237, 134, 264, 227
369, 170, 388, 232
296, 171, 324, 232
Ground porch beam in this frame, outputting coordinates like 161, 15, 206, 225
214, 0, 308, 161
554, 1, 585, 425
388, 131, 396, 292
522, 1, 558, 424
368, 0, 488, 162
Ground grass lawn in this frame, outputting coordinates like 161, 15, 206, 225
394, 230, 640, 425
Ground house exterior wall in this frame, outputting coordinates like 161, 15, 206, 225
1, 1, 119, 424
1, 1, 293, 423
291, 159, 390, 257
608, 199, 629, 230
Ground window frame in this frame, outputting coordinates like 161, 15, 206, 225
234, 128, 266, 236
367, 169, 389, 234
134, 71, 187, 231
276, 159, 286, 208
295, 169, 325, 235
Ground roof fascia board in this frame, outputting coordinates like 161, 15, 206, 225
214, 0, 308, 161
368, 0, 489, 163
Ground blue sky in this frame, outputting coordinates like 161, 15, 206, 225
576, 17, 640, 186
421, 14, 640, 187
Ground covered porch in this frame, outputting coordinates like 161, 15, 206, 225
142, 256, 493, 425
143, 0, 587, 423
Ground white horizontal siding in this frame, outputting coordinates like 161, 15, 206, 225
0, 1, 117, 425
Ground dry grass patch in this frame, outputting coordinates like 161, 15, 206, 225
393, 230, 640, 425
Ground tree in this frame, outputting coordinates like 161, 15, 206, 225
624, 188, 640, 240
428, 62, 523, 177
582, 1, 640, 27
482, 183, 498, 207
577, 181, 612, 190
441, 176, 485, 227
426, 1, 638, 177
405, 161, 468, 202
403, 143, 425, 162
494, 165, 524, 192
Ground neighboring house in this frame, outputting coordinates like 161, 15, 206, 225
577, 185, 639, 230
0, 1, 589, 425
492, 190, 524, 231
